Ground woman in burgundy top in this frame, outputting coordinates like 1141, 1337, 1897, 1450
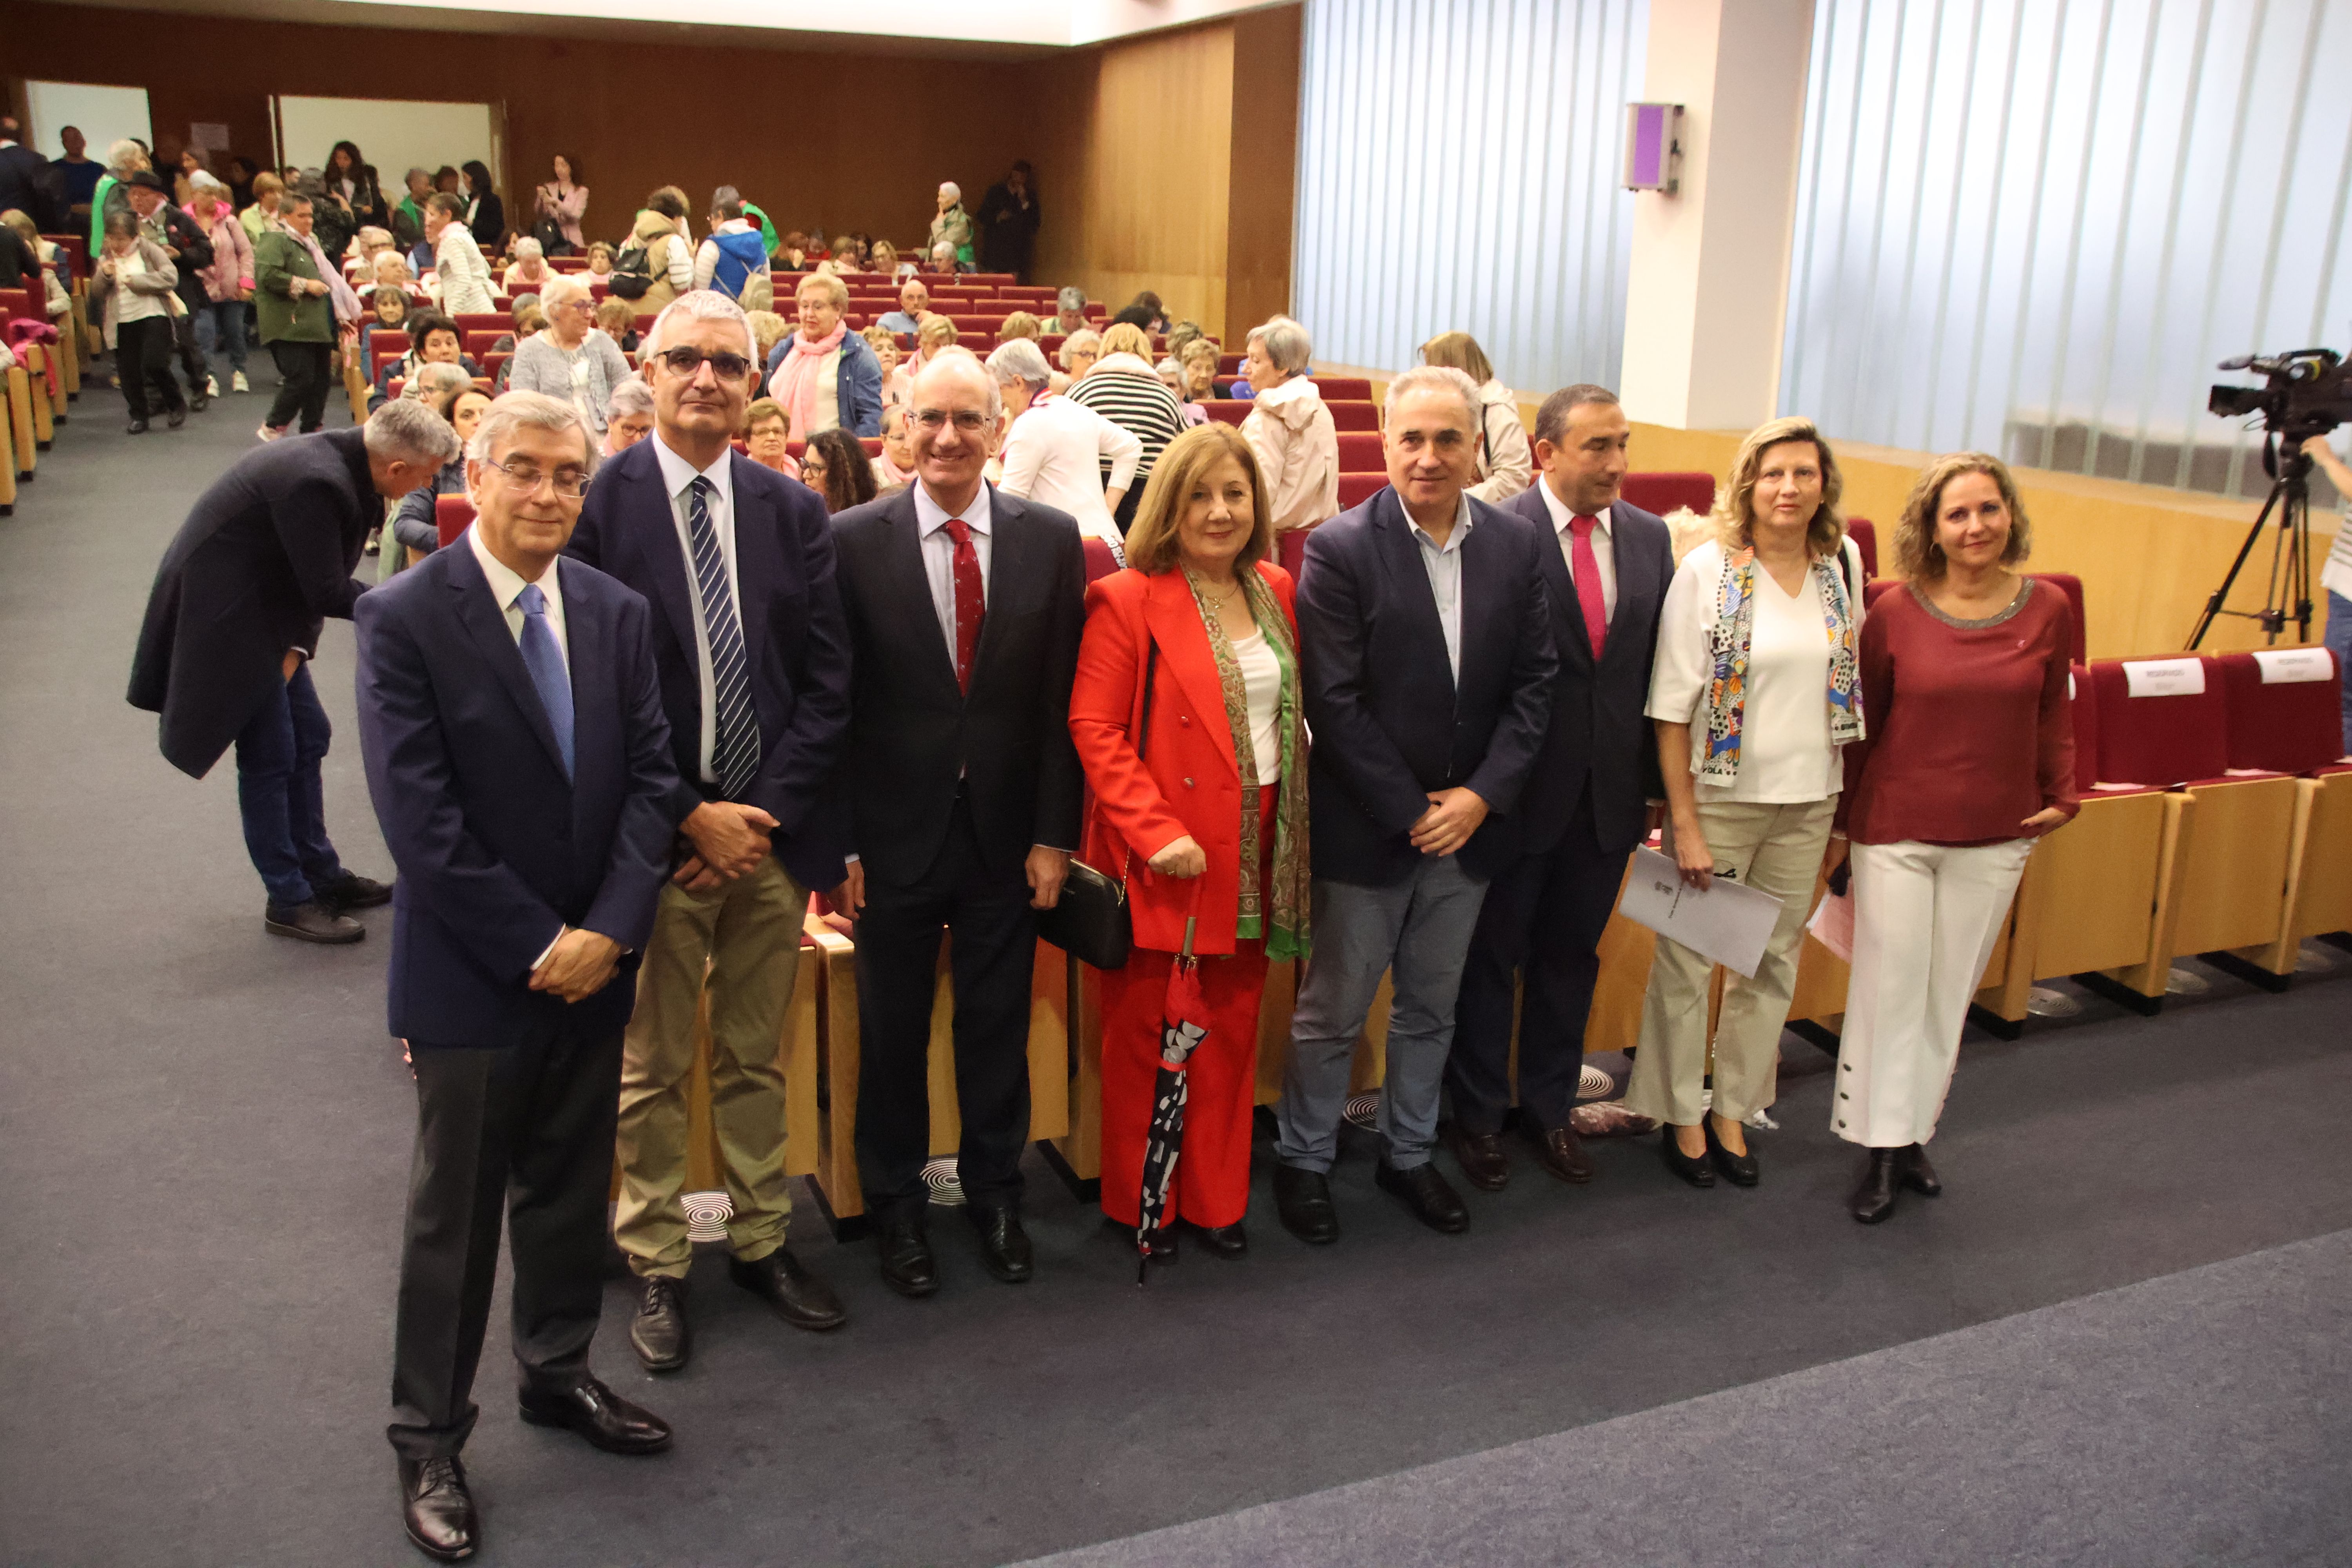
1835, 453, 2078, 1224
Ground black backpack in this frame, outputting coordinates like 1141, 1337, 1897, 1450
608, 240, 653, 300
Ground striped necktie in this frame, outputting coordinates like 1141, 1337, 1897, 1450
685, 475, 760, 798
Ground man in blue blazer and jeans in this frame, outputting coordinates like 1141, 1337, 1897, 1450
1276, 365, 1558, 1242
356, 390, 681, 1563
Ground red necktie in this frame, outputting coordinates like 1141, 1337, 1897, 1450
944, 516, 984, 693
1569, 515, 1608, 660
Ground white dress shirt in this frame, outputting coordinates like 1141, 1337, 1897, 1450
1535, 477, 1618, 619
912, 477, 993, 656
995, 392, 1138, 558
1406, 493, 1474, 684
466, 519, 569, 669
651, 433, 742, 785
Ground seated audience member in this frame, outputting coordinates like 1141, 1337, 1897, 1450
583, 240, 616, 279
390, 167, 432, 250
493, 305, 549, 393
374, 311, 480, 410
342, 225, 393, 281
766, 271, 884, 438
929, 240, 963, 275
506, 274, 631, 432
1, 210, 73, 332
1165, 320, 1206, 362
987, 337, 1139, 563
1159, 358, 1208, 428
594, 297, 640, 354
602, 375, 655, 456
870, 239, 906, 279
356, 392, 679, 1565
696, 194, 773, 309
999, 310, 1042, 342
877, 278, 929, 336
860, 325, 905, 406
1109, 305, 1156, 332
405, 359, 476, 409
433, 166, 461, 195
828, 232, 866, 272
890, 315, 958, 407
1068, 321, 1187, 533
1068, 423, 1306, 1260
742, 397, 803, 479
1127, 291, 1169, 333
425, 191, 494, 316
773, 229, 810, 272
1837, 453, 2075, 1223
1179, 338, 1221, 412
1057, 328, 1102, 388
388, 381, 492, 566
1238, 315, 1339, 532
501, 234, 554, 296
1420, 331, 1532, 504
874, 403, 916, 490
800, 427, 880, 514
1054, 286, 1088, 337
364, 286, 413, 352
362, 248, 426, 304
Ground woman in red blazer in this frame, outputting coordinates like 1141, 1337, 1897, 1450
1069, 423, 1311, 1260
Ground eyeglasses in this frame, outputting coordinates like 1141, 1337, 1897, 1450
481, 456, 589, 499
655, 346, 753, 381
911, 409, 993, 434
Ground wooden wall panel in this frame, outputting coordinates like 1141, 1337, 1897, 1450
1223, 3, 1299, 339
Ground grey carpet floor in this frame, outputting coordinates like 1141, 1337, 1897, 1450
3, 369, 2349, 1566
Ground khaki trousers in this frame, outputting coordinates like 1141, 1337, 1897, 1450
614, 855, 806, 1278
1624, 797, 1837, 1128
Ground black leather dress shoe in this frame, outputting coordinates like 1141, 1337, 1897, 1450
876, 1216, 938, 1298
1851, 1149, 1899, 1224
126, 418, 150, 434
1185, 1219, 1247, 1259
630, 1276, 689, 1373
1449, 1128, 1511, 1191
517, 1376, 672, 1455
1704, 1117, 1760, 1187
397, 1455, 476, 1561
265, 899, 365, 944
1272, 1165, 1339, 1245
1896, 1143, 1942, 1196
1375, 1158, 1470, 1234
730, 1246, 847, 1330
1530, 1124, 1595, 1184
1136, 1223, 1177, 1261
1661, 1127, 1717, 1188
167, 404, 188, 427
316, 870, 395, 911
188, 391, 209, 413
965, 1202, 1034, 1283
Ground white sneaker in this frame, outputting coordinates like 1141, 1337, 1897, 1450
256, 424, 282, 443
205, 375, 220, 398
231, 371, 250, 393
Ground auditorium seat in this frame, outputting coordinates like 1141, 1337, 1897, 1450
1277, 521, 1316, 578
368, 331, 410, 381
434, 495, 475, 548
452, 313, 507, 334
2031, 572, 2089, 663
1336, 473, 1385, 509
2215, 648, 2352, 974
1082, 537, 1119, 583
1314, 377, 1372, 401
1335, 432, 1383, 472
1845, 517, 1878, 578
1200, 400, 1249, 427
1619, 471, 1715, 517
1327, 402, 1380, 432
463, 330, 502, 357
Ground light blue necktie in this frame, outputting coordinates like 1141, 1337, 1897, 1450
685, 475, 760, 798
515, 582, 574, 780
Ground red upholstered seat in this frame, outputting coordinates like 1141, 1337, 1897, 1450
2086, 657, 2231, 786
435, 495, 476, 548
463, 330, 503, 356
1845, 517, 1878, 579
1278, 522, 1316, 577
452, 314, 506, 334
368, 331, 410, 380
1201, 400, 1249, 427
1862, 577, 1898, 612
1082, 537, 1120, 583
1335, 432, 1383, 472
1337, 473, 1385, 509
483, 354, 507, 383
1328, 402, 1379, 432
1315, 377, 1372, 401
2029, 572, 2089, 665
1220, 354, 1243, 376
1619, 471, 1715, 517
2067, 664, 2106, 796
2214, 650, 2345, 774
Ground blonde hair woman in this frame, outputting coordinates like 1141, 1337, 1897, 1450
1836, 453, 2074, 1222
998, 310, 1042, 341
1419, 331, 1531, 504
1069, 320, 1188, 534
1627, 415, 1867, 1189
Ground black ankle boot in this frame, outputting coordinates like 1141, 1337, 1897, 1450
1896, 1143, 1942, 1196
1850, 1149, 1899, 1224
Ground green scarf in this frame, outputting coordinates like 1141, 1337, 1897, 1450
1180, 567, 1311, 960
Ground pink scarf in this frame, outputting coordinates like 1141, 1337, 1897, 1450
769, 321, 847, 440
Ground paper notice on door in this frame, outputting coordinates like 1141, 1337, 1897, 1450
1807, 885, 1856, 962
2253, 648, 2335, 684
2122, 657, 2205, 698
1617, 848, 1785, 978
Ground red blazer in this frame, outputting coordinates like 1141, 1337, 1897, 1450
1070, 562, 1299, 956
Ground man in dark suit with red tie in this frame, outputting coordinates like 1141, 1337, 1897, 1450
355, 391, 681, 1563
1445, 384, 1676, 1191
829, 350, 1085, 1298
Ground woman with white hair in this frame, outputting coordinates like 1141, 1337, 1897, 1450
929, 181, 973, 267
1056, 327, 1102, 390
501, 234, 554, 296
1054, 286, 1088, 336
987, 337, 1140, 563
1238, 316, 1339, 531
602, 375, 656, 456
766, 271, 884, 437
503, 274, 632, 432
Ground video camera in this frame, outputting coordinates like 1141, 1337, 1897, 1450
2208, 348, 2352, 440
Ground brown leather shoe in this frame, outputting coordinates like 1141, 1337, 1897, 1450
1449, 1128, 1511, 1191
1530, 1123, 1594, 1184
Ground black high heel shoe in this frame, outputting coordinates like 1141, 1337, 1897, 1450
1896, 1143, 1942, 1196
1704, 1115, 1760, 1187
1661, 1125, 1716, 1188
1851, 1149, 1899, 1224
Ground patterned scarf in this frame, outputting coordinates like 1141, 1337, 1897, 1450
1698, 544, 1864, 785
1181, 566, 1311, 961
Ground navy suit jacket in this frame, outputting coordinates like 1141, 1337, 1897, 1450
1492, 487, 1675, 859
354, 541, 680, 1046
1296, 485, 1559, 886
566, 437, 854, 892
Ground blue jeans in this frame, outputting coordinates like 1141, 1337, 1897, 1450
2328, 592, 2352, 755
234, 663, 343, 906
192, 299, 249, 374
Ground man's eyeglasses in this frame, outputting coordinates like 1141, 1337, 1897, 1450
655, 346, 753, 381
481, 456, 589, 499
911, 409, 993, 434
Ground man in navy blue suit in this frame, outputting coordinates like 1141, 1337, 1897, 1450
355, 390, 681, 1564
1445, 385, 1676, 1193
1274, 365, 1558, 1242
566, 290, 853, 1373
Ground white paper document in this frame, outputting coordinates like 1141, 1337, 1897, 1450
1616, 848, 1786, 978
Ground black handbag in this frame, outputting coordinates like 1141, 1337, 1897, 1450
1036, 643, 1156, 970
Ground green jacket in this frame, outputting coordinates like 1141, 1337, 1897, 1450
253, 229, 332, 344
743, 201, 779, 257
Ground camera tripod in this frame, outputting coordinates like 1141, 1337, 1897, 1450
2188, 434, 2319, 650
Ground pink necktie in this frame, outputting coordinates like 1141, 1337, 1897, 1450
1569, 515, 1608, 660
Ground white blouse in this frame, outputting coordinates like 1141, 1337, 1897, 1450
1232, 630, 1283, 783
1646, 538, 1862, 804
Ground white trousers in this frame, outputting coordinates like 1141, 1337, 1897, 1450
1832, 838, 2034, 1148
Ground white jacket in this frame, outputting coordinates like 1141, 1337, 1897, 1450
997, 392, 1142, 555
1468, 377, 1533, 504
432, 225, 495, 316
1241, 374, 1340, 531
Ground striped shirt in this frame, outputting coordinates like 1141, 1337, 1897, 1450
1067, 356, 1187, 485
